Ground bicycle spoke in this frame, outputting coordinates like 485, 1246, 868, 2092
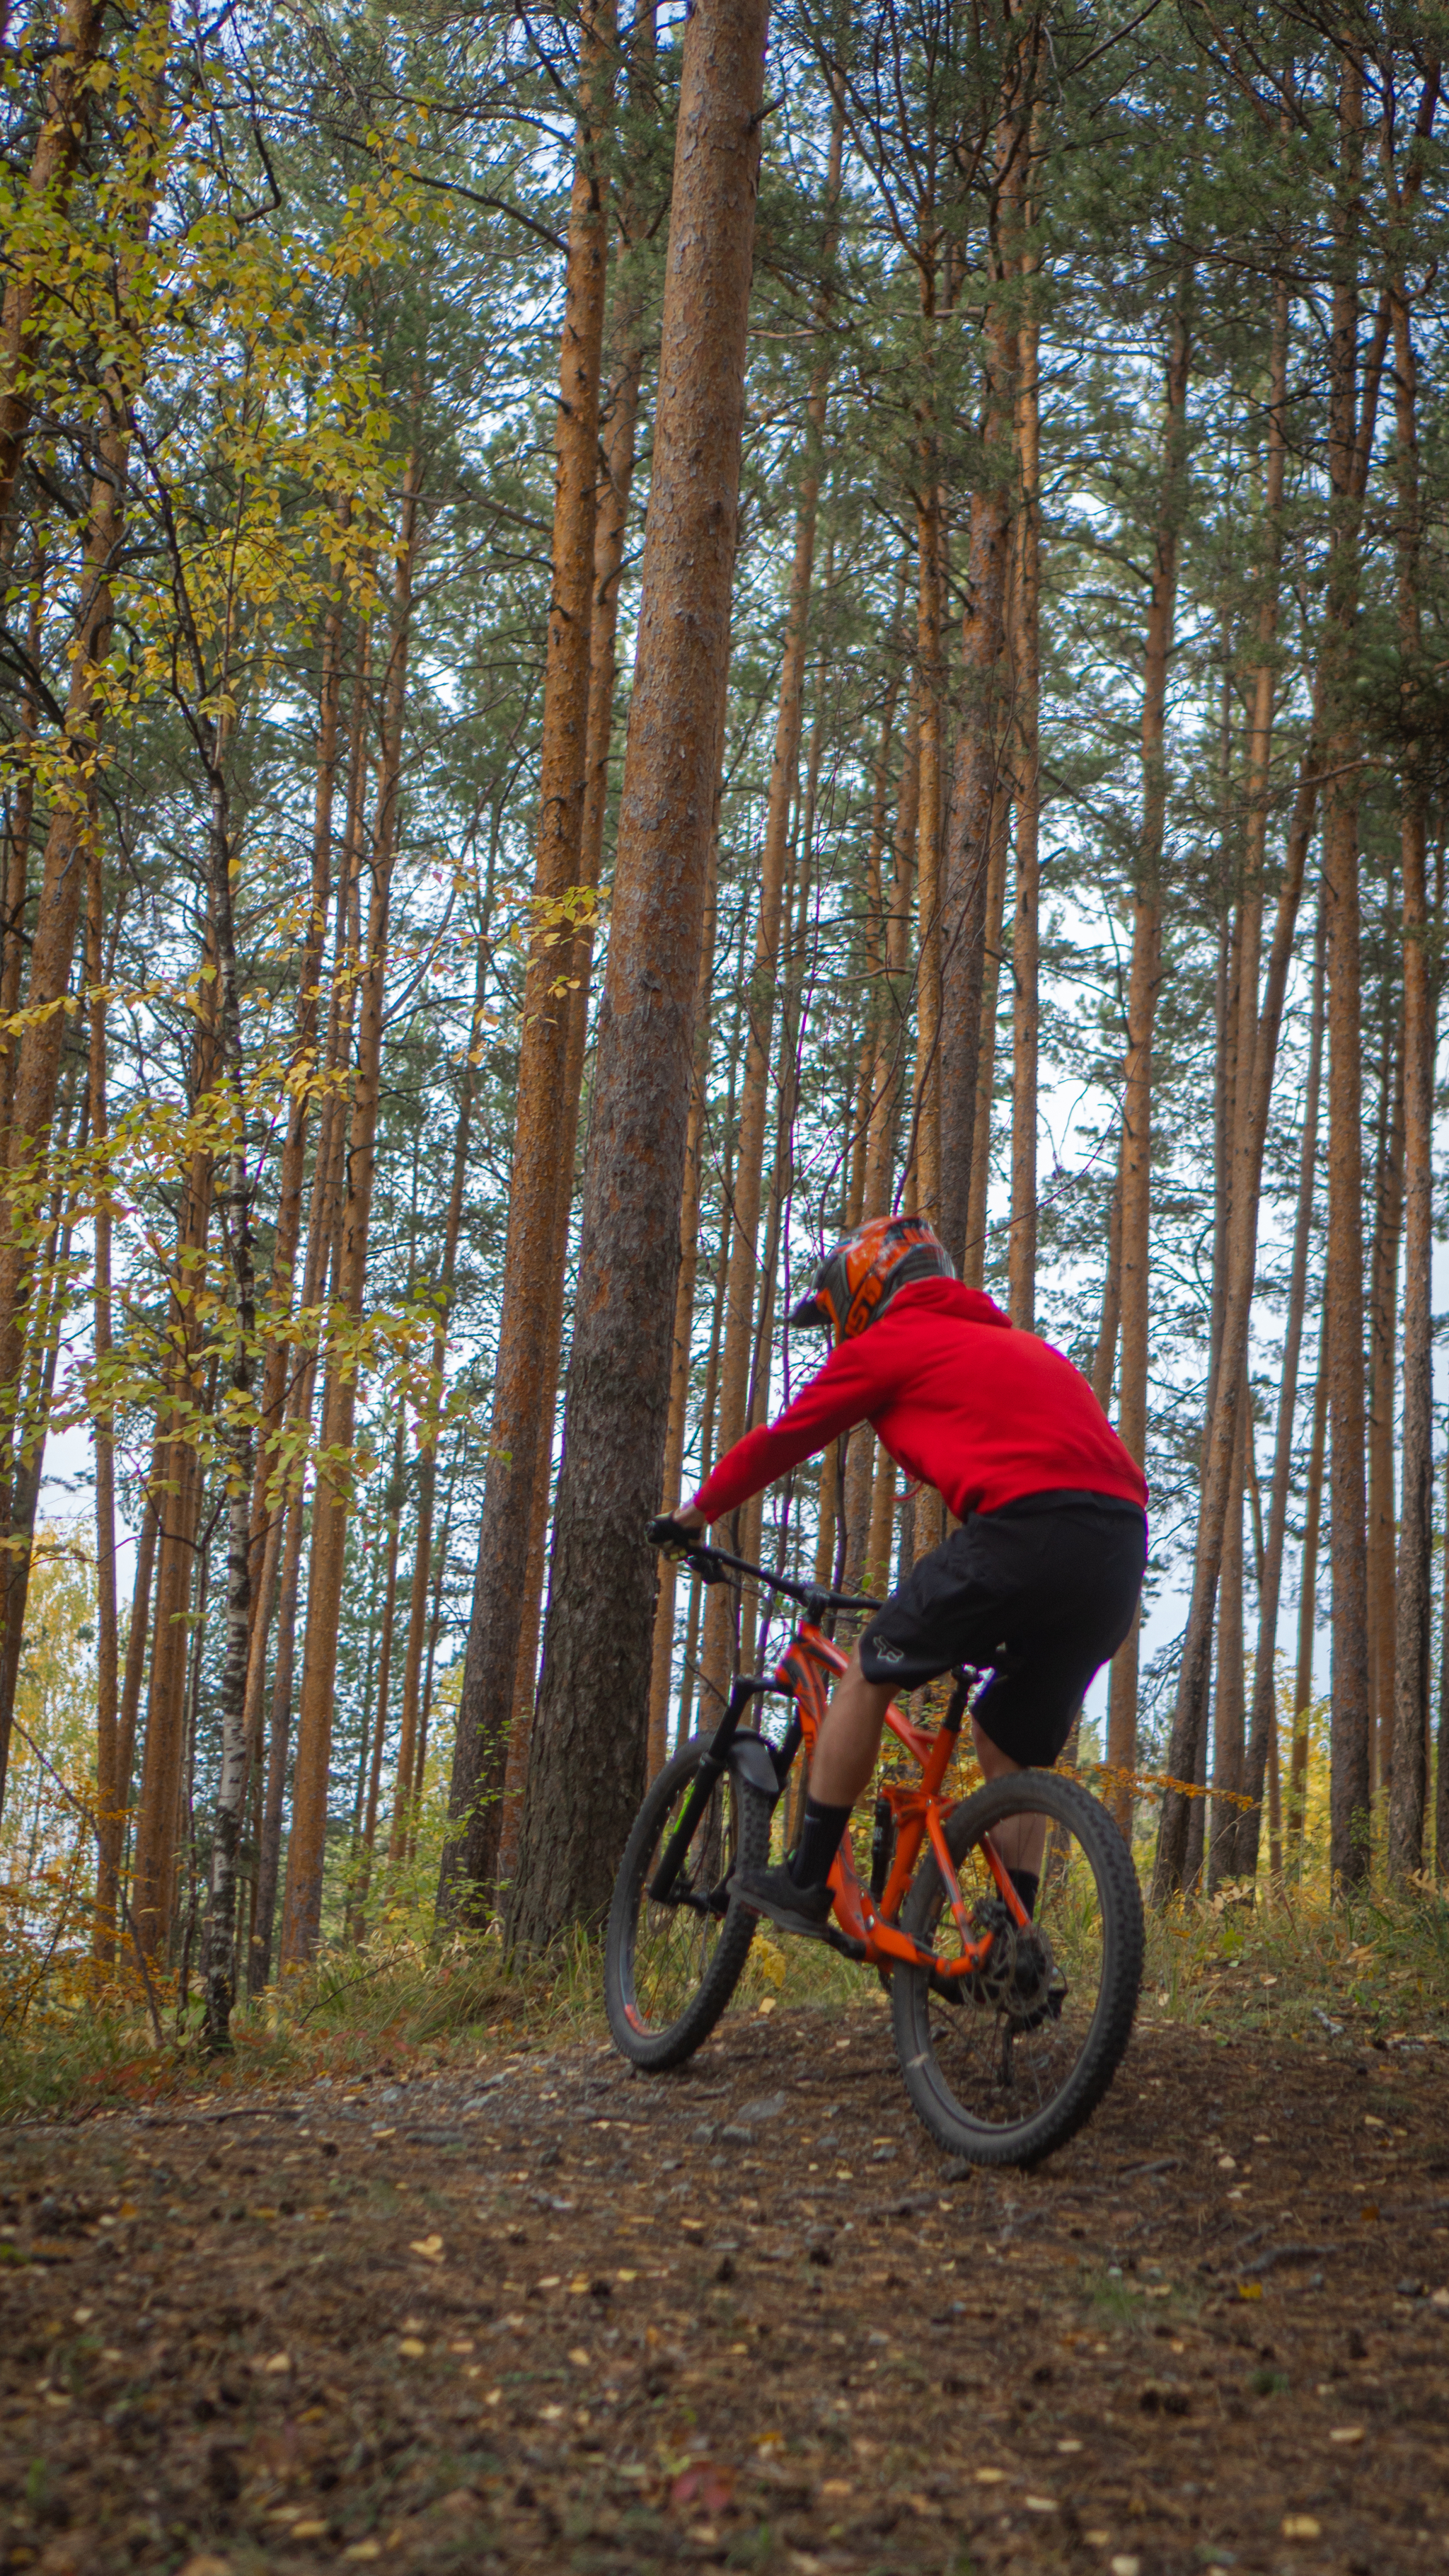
917, 1807, 1109, 2134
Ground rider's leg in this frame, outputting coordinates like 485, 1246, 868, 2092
731, 1648, 895, 1933
807, 1645, 898, 1804
971, 1712, 1049, 1886
785, 1648, 895, 1890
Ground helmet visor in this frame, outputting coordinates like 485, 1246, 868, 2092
787, 1283, 831, 1329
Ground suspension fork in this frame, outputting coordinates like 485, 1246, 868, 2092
647, 1675, 773, 1905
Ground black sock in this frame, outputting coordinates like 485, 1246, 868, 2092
1009, 1868, 1039, 1919
789, 1797, 852, 1890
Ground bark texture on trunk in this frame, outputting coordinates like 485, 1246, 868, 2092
506, 0, 770, 1950
647, 858, 717, 1773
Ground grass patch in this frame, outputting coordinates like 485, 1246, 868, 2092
0, 1924, 610, 2127
1141, 1880, 1449, 2047
8, 1831, 1449, 2129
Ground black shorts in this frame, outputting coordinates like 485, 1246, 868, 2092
858, 1490, 1147, 1769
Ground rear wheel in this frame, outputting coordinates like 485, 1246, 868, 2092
604, 1735, 772, 2071
892, 1770, 1142, 2167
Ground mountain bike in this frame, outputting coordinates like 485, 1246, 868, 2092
603, 1541, 1144, 2168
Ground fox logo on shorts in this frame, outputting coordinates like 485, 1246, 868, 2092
868, 1635, 905, 1664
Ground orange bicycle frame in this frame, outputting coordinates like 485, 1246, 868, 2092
772, 1623, 1030, 1977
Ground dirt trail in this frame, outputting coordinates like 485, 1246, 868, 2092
3, 2000, 1448, 2576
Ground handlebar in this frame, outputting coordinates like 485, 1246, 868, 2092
649, 1517, 880, 1622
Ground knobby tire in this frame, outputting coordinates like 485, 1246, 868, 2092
604, 1733, 771, 2072
892, 1769, 1143, 2167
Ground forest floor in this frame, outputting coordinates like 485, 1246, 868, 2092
4, 1984, 1449, 2576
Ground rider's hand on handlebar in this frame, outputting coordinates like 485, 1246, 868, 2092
647, 1507, 726, 1581
647, 1511, 703, 1559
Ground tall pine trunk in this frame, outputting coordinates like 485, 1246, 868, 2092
647, 858, 717, 1771
0, 418, 127, 1824
506, 0, 770, 1949
1107, 293, 1190, 1835
280, 459, 422, 1969
1365, 1001, 1404, 1793
936, 76, 1023, 1269
1008, 189, 1041, 1329
698, 108, 841, 1709
88, 839, 121, 1962
131, 968, 219, 1960
200, 717, 258, 2052
1389, 258, 1433, 1879
390, 961, 481, 1861
1323, 43, 1372, 1892
439, 10, 616, 1919
1240, 890, 1326, 1880
0, 0, 109, 556
495, 1, 661, 1888
862, 675, 919, 1216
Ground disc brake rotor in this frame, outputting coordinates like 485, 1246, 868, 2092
966, 1896, 1061, 2023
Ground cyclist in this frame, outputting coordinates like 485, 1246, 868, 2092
655, 1213, 1147, 1939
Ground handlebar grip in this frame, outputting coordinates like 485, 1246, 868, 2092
647, 1514, 727, 1585
647, 1513, 693, 1551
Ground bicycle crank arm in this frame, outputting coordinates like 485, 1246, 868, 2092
659, 1880, 732, 1920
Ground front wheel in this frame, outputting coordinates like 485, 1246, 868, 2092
604, 1734, 771, 2072
892, 1770, 1143, 2168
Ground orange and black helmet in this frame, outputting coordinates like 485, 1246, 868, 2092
787, 1214, 954, 1341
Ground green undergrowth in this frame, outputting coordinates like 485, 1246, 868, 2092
0, 1924, 610, 2127
7, 1867, 1449, 2131
1141, 1880, 1449, 2049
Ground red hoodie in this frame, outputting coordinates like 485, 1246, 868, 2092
692, 1277, 1147, 1528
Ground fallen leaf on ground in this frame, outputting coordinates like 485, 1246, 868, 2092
671, 2460, 735, 2514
